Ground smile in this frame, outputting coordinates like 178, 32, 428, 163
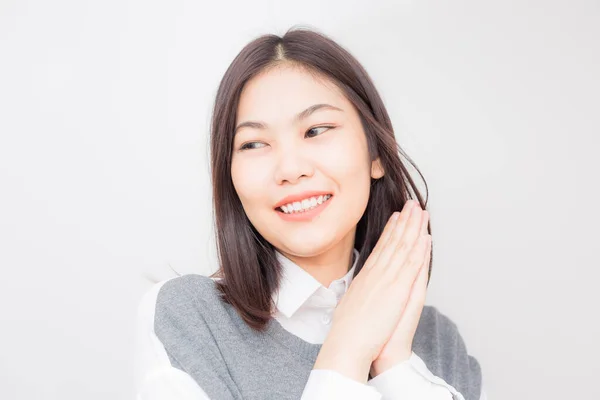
275, 194, 333, 222
277, 194, 332, 214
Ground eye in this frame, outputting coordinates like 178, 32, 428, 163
305, 125, 334, 138
239, 141, 267, 151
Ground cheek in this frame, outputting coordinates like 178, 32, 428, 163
318, 133, 372, 185
325, 135, 373, 216
230, 158, 269, 210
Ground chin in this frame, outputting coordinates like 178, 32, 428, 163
275, 232, 338, 258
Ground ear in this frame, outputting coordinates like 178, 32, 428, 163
370, 157, 385, 179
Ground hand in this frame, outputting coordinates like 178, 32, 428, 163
370, 203, 431, 377
314, 200, 432, 382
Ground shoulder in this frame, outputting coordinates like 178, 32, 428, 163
136, 274, 224, 333
417, 304, 460, 339
416, 304, 477, 360
154, 274, 219, 306
134, 277, 181, 390
145, 274, 233, 339
147, 274, 223, 317
414, 304, 467, 360
136, 274, 214, 313
134, 275, 221, 395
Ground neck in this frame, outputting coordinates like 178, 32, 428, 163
279, 229, 356, 288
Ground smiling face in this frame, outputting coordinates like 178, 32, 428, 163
231, 64, 383, 262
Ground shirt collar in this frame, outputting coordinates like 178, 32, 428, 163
272, 248, 359, 318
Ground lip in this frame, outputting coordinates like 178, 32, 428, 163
275, 194, 333, 222
273, 190, 333, 210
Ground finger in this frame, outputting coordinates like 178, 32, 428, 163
420, 210, 429, 237
380, 203, 425, 277
375, 200, 420, 270
385, 234, 430, 312
395, 204, 427, 256
398, 238, 431, 326
363, 212, 400, 270
413, 239, 431, 298
393, 233, 430, 292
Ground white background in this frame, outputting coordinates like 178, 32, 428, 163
1, 0, 598, 398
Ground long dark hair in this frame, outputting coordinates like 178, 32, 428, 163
209, 26, 432, 332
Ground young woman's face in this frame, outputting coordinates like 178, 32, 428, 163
231, 64, 383, 259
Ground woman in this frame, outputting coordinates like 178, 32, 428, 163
134, 27, 485, 400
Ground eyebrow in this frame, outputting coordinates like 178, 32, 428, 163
234, 103, 343, 135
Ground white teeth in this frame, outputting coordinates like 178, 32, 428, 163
279, 194, 332, 214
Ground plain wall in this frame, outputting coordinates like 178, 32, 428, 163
1, 0, 598, 398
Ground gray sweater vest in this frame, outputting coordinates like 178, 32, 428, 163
154, 274, 482, 400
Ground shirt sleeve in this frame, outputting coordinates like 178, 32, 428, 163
479, 388, 488, 400
301, 369, 382, 399
367, 351, 470, 400
134, 279, 212, 400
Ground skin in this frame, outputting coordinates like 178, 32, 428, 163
316, 201, 431, 381
231, 63, 430, 382
368, 202, 431, 376
232, 63, 383, 288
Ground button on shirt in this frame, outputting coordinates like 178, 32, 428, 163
134, 248, 488, 400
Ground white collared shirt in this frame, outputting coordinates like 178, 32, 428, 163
134, 248, 488, 399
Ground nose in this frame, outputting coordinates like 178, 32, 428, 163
273, 143, 315, 185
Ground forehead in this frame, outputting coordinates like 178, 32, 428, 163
236, 65, 349, 124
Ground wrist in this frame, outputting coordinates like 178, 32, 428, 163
370, 350, 412, 378
315, 340, 372, 383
